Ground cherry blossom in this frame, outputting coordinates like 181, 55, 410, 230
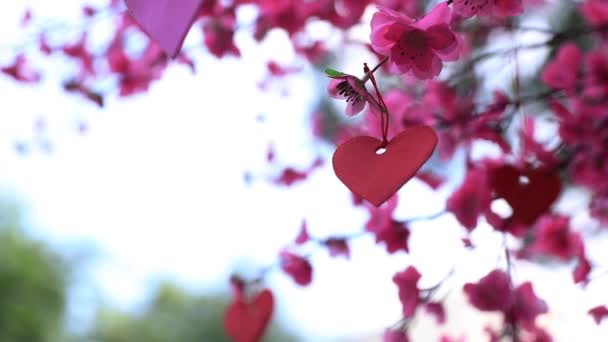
370, 3, 459, 79
393, 266, 421, 318
453, 0, 524, 18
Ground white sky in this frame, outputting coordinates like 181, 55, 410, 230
1, 1, 608, 341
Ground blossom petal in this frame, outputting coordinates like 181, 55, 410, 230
345, 97, 366, 116
426, 24, 459, 61
411, 50, 442, 79
415, 3, 451, 30
328, 78, 346, 99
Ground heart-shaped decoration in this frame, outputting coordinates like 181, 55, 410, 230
491, 165, 562, 225
124, 0, 204, 58
333, 126, 438, 207
223, 289, 274, 342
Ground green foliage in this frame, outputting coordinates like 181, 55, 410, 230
90, 283, 298, 342
0, 200, 68, 342
324, 68, 346, 77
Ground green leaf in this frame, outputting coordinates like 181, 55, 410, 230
324, 68, 346, 77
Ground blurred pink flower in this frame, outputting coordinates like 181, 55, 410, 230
393, 266, 421, 318
453, 0, 523, 18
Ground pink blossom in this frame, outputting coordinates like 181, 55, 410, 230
203, 13, 240, 58
589, 305, 608, 324
425, 82, 509, 158
581, 0, 608, 25
453, 0, 523, 18
573, 255, 592, 284
447, 167, 492, 231
295, 220, 309, 245
541, 43, 582, 93
425, 302, 446, 324
383, 329, 409, 342
280, 250, 313, 286
393, 266, 421, 318
376, 0, 422, 18
328, 73, 374, 116
62, 34, 95, 76
370, 3, 459, 79
1, 54, 41, 83
416, 172, 445, 190
366, 195, 399, 231
324, 238, 350, 259
466, 270, 548, 330
275, 168, 308, 186
374, 220, 411, 254
509, 282, 548, 328
464, 270, 513, 312
529, 215, 583, 261
365, 197, 410, 253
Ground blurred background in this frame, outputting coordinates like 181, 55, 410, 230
1, 0, 608, 341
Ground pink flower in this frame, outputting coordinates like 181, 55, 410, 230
464, 270, 513, 312
324, 238, 350, 259
203, 14, 240, 58
573, 255, 592, 284
1, 54, 41, 83
425, 302, 446, 324
447, 167, 492, 231
383, 329, 409, 342
275, 168, 308, 186
465, 270, 548, 329
328, 73, 374, 116
581, 0, 608, 25
529, 215, 583, 261
453, 0, 524, 18
509, 282, 548, 328
541, 43, 582, 93
280, 250, 313, 286
370, 3, 459, 79
393, 266, 421, 318
589, 305, 608, 324
295, 220, 309, 245
375, 220, 411, 254
376, 0, 422, 18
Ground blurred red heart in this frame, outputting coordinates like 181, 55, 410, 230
333, 126, 437, 207
491, 165, 562, 225
223, 289, 274, 342
124, 0, 204, 57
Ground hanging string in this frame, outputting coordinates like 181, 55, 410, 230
364, 62, 390, 148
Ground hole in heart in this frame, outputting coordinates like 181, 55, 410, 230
518, 175, 530, 185
491, 198, 513, 219
376, 147, 387, 155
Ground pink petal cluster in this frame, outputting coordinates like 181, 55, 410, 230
580, 0, 608, 25
464, 270, 548, 330
541, 43, 582, 93
383, 329, 409, 342
280, 250, 313, 286
453, 0, 524, 18
328, 74, 373, 116
425, 82, 510, 159
393, 266, 421, 318
589, 305, 608, 324
446, 167, 492, 231
528, 215, 584, 261
365, 197, 411, 254
370, 3, 459, 79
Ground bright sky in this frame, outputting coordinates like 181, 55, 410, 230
1, 1, 608, 341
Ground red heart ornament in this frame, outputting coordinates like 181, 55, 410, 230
223, 289, 274, 342
491, 165, 562, 225
124, 0, 204, 58
333, 126, 438, 207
